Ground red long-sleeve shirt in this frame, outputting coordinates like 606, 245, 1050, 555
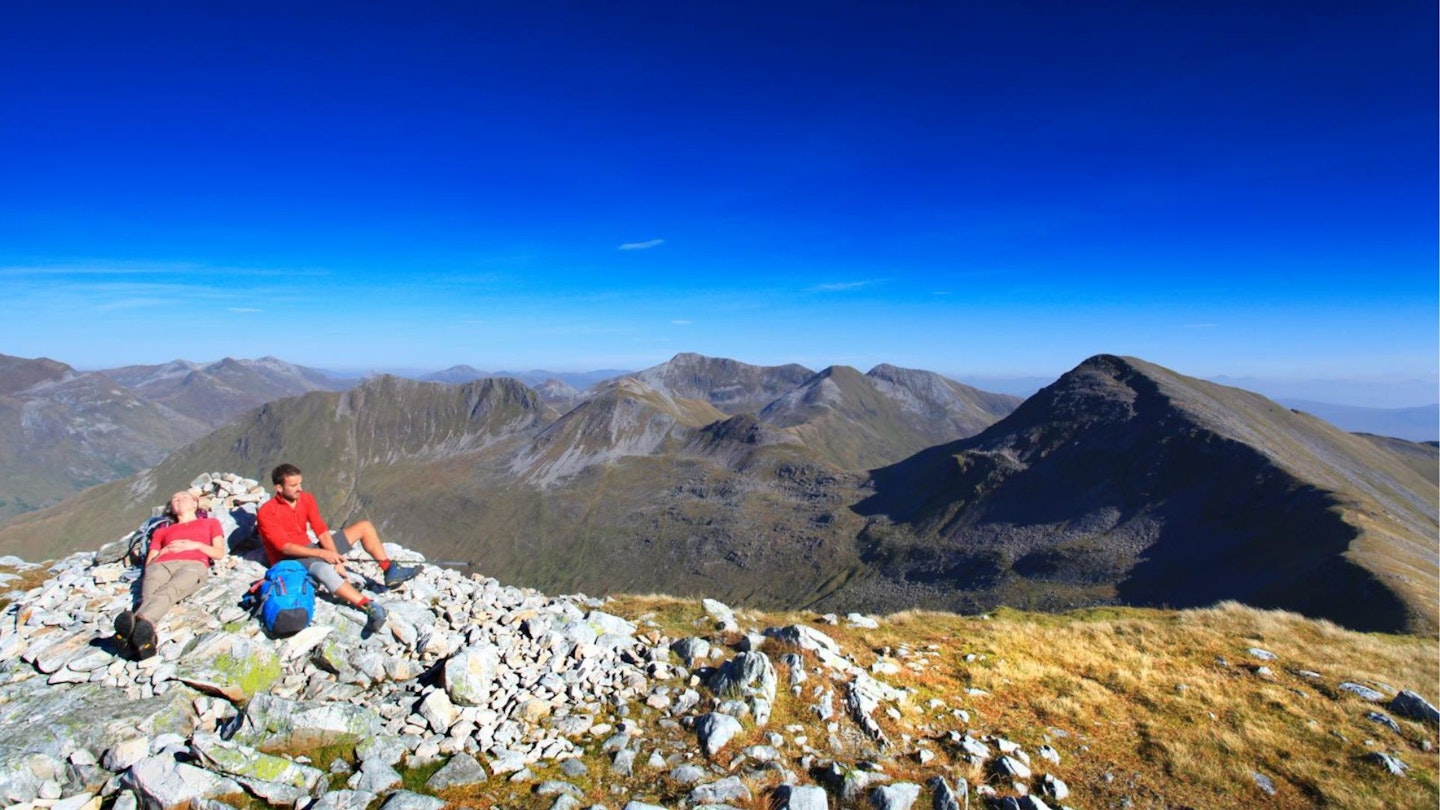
256, 491, 330, 565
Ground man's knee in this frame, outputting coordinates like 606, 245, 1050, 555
343, 520, 376, 542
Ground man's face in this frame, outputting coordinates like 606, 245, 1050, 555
275, 475, 304, 504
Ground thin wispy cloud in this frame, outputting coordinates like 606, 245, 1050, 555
228, 307, 262, 313
671, 319, 691, 325
95, 298, 167, 312
0, 261, 200, 277
618, 239, 665, 251
0, 261, 312, 279
810, 280, 874, 293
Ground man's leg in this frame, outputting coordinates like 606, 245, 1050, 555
338, 521, 419, 587
301, 556, 388, 635
339, 520, 386, 561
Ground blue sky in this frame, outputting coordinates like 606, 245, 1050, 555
2, 2, 1436, 404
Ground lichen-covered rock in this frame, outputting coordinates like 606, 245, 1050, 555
309, 789, 380, 810
190, 732, 324, 792
174, 632, 281, 703
0, 677, 201, 802
444, 644, 501, 707
1339, 682, 1387, 702
226, 693, 382, 751
775, 784, 829, 810
380, 789, 447, 810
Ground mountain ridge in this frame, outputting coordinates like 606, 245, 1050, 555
851, 355, 1437, 633
0, 353, 1432, 636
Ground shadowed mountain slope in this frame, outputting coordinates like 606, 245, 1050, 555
853, 355, 1438, 633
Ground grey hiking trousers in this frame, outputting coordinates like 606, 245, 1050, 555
136, 559, 208, 623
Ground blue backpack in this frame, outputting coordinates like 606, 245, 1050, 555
248, 560, 316, 637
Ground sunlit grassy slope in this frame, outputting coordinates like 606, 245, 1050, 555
414, 596, 1438, 810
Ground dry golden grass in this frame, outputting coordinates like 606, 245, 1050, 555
603, 595, 1439, 810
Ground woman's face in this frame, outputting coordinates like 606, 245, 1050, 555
169, 491, 197, 513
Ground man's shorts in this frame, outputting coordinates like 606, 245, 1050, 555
298, 530, 352, 594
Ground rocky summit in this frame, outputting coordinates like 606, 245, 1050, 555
0, 472, 937, 809
2, 473, 1437, 810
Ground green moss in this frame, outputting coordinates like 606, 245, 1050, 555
213, 650, 281, 699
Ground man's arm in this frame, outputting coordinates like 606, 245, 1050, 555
279, 540, 343, 564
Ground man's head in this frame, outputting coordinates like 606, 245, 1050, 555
271, 463, 304, 504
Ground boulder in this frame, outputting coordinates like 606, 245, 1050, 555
190, 732, 324, 792
775, 784, 830, 810
122, 755, 244, 809
696, 712, 744, 756
226, 693, 383, 752
689, 775, 752, 805
0, 678, 200, 801
868, 783, 921, 810
174, 632, 281, 703
426, 754, 488, 790
1389, 690, 1440, 725
444, 644, 502, 706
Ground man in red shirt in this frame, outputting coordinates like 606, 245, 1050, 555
256, 462, 420, 635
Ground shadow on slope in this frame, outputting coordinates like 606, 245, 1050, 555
853, 355, 1426, 634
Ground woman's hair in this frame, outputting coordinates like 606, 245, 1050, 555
163, 491, 199, 521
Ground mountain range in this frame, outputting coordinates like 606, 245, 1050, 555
0, 354, 348, 523
0, 352, 1432, 635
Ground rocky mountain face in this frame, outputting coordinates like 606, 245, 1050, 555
0, 354, 351, 525
100, 356, 350, 429
631, 352, 818, 415
0, 354, 1433, 636
0, 357, 207, 524
760, 365, 1021, 471
0, 354, 75, 395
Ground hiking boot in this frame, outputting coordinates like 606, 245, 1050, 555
382, 562, 420, 589
362, 601, 387, 636
131, 617, 157, 660
113, 610, 135, 657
